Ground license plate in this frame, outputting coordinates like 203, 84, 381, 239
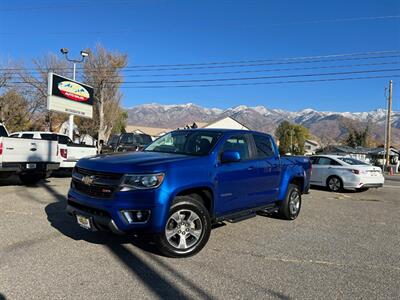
26, 163, 36, 169
76, 215, 92, 230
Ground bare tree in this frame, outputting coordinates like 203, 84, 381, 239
83, 45, 127, 145
14, 54, 70, 130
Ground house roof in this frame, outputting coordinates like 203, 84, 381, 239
125, 125, 172, 137
305, 139, 319, 146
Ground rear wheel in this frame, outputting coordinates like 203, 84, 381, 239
19, 173, 43, 185
278, 184, 301, 220
327, 176, 343, 192
157, 196, 211, 258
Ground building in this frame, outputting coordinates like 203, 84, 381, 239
317, 145, 370, 162
125, 125, 172, 140
202, 116, 250, 130
304, 140, 320, 155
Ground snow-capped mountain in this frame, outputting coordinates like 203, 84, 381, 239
126, 103, 400, 146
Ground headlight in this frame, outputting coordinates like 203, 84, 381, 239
120, 173, 165, 191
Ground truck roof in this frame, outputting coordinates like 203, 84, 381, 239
173, 128, 271, 136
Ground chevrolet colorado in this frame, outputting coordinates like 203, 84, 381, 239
67, 129, 311, 257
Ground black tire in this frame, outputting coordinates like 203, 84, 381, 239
326, 176, 343, 192
278, 184, 302, 220
19, 173, 43, 185
156, 196, 211, 258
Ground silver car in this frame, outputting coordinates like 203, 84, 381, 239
310, 155, 384, 192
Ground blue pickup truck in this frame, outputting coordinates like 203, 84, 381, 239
67, 129, 311, 257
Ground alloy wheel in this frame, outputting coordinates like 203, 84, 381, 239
165, 209, 203, 250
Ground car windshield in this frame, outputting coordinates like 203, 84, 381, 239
338, 157, 368, 165
145, 130, 222, 156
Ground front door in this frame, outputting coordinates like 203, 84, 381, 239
215, 134, 255, 215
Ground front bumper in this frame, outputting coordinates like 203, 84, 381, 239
67, 187, 170, 234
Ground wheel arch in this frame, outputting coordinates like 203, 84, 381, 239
171, 186, 215, 217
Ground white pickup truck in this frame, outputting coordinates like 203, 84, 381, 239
0, 124, 60, 184
10, 131, 97, 169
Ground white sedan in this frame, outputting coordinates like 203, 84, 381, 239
310, 155, 384, 192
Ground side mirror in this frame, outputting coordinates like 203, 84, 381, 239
221, 151, 241, 163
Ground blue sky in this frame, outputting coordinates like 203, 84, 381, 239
1, 0, 400, 112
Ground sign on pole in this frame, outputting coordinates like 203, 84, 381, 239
47, 73, 93, 118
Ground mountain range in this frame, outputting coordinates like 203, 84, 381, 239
126, 103, 400, 147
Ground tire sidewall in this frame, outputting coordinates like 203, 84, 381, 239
287, 185, 301, 220
158, 198, 211, 258
327, 176, 343, 192
279, 184, 301, 220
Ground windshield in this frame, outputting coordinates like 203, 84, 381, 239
145, 130, 222, 156
338, 157, 368, 165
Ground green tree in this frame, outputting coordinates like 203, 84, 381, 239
275, 121, 310, 155
344, 126, 370, 147
0, 89, 31, 132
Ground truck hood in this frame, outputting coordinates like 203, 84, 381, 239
76, 151, 198, 173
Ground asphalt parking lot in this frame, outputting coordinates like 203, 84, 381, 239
0, 175, 399, 300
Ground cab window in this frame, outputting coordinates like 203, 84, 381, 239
221, 135, 250, 160
253, 134, 275, 158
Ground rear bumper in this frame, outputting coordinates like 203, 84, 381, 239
60, 160, 76, 169
0, 162, 59, 173
342, 174, 385, 189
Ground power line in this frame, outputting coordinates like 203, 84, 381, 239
6, 69, 399, 85
116, 75, 400, 89
8, 60, 400, 79
1, 50, 399, 72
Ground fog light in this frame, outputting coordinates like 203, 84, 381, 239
121, 210, 150, 223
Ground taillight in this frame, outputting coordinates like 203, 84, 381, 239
347, 169, 360, 175
0, 142, 3, 155
60, 148, 68, 159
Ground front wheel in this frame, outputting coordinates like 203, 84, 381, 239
156, 196, 211, 258
278, 184, 302, 220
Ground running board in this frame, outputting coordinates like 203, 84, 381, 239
226, 213, 256, 223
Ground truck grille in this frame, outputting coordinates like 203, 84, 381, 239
72, 167, 123, 199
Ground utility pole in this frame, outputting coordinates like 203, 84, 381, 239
385, 80, 393, 170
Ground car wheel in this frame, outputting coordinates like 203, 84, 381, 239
278, 184, 301, 220
19, 173, 43, 185
157, 196, 211, 258
327, 176, 343, 192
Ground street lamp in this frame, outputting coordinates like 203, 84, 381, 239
60, 48, 89, 139
60, 48, 88, 80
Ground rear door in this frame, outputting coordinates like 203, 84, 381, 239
250, 134, 281, 206
215, 134, 255, 215
312, 157, 342, 185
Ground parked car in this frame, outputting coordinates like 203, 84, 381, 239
11, 131, 97, 169
0, 124, 60, 184
309, 155, 384, 192
67, 129, 311, 257
100, 134, 120, 154
115, 132, 153, 152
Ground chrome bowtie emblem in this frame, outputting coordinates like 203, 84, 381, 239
82, 175, 96, 185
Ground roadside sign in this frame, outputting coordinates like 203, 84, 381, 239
47, 73, 93, 118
